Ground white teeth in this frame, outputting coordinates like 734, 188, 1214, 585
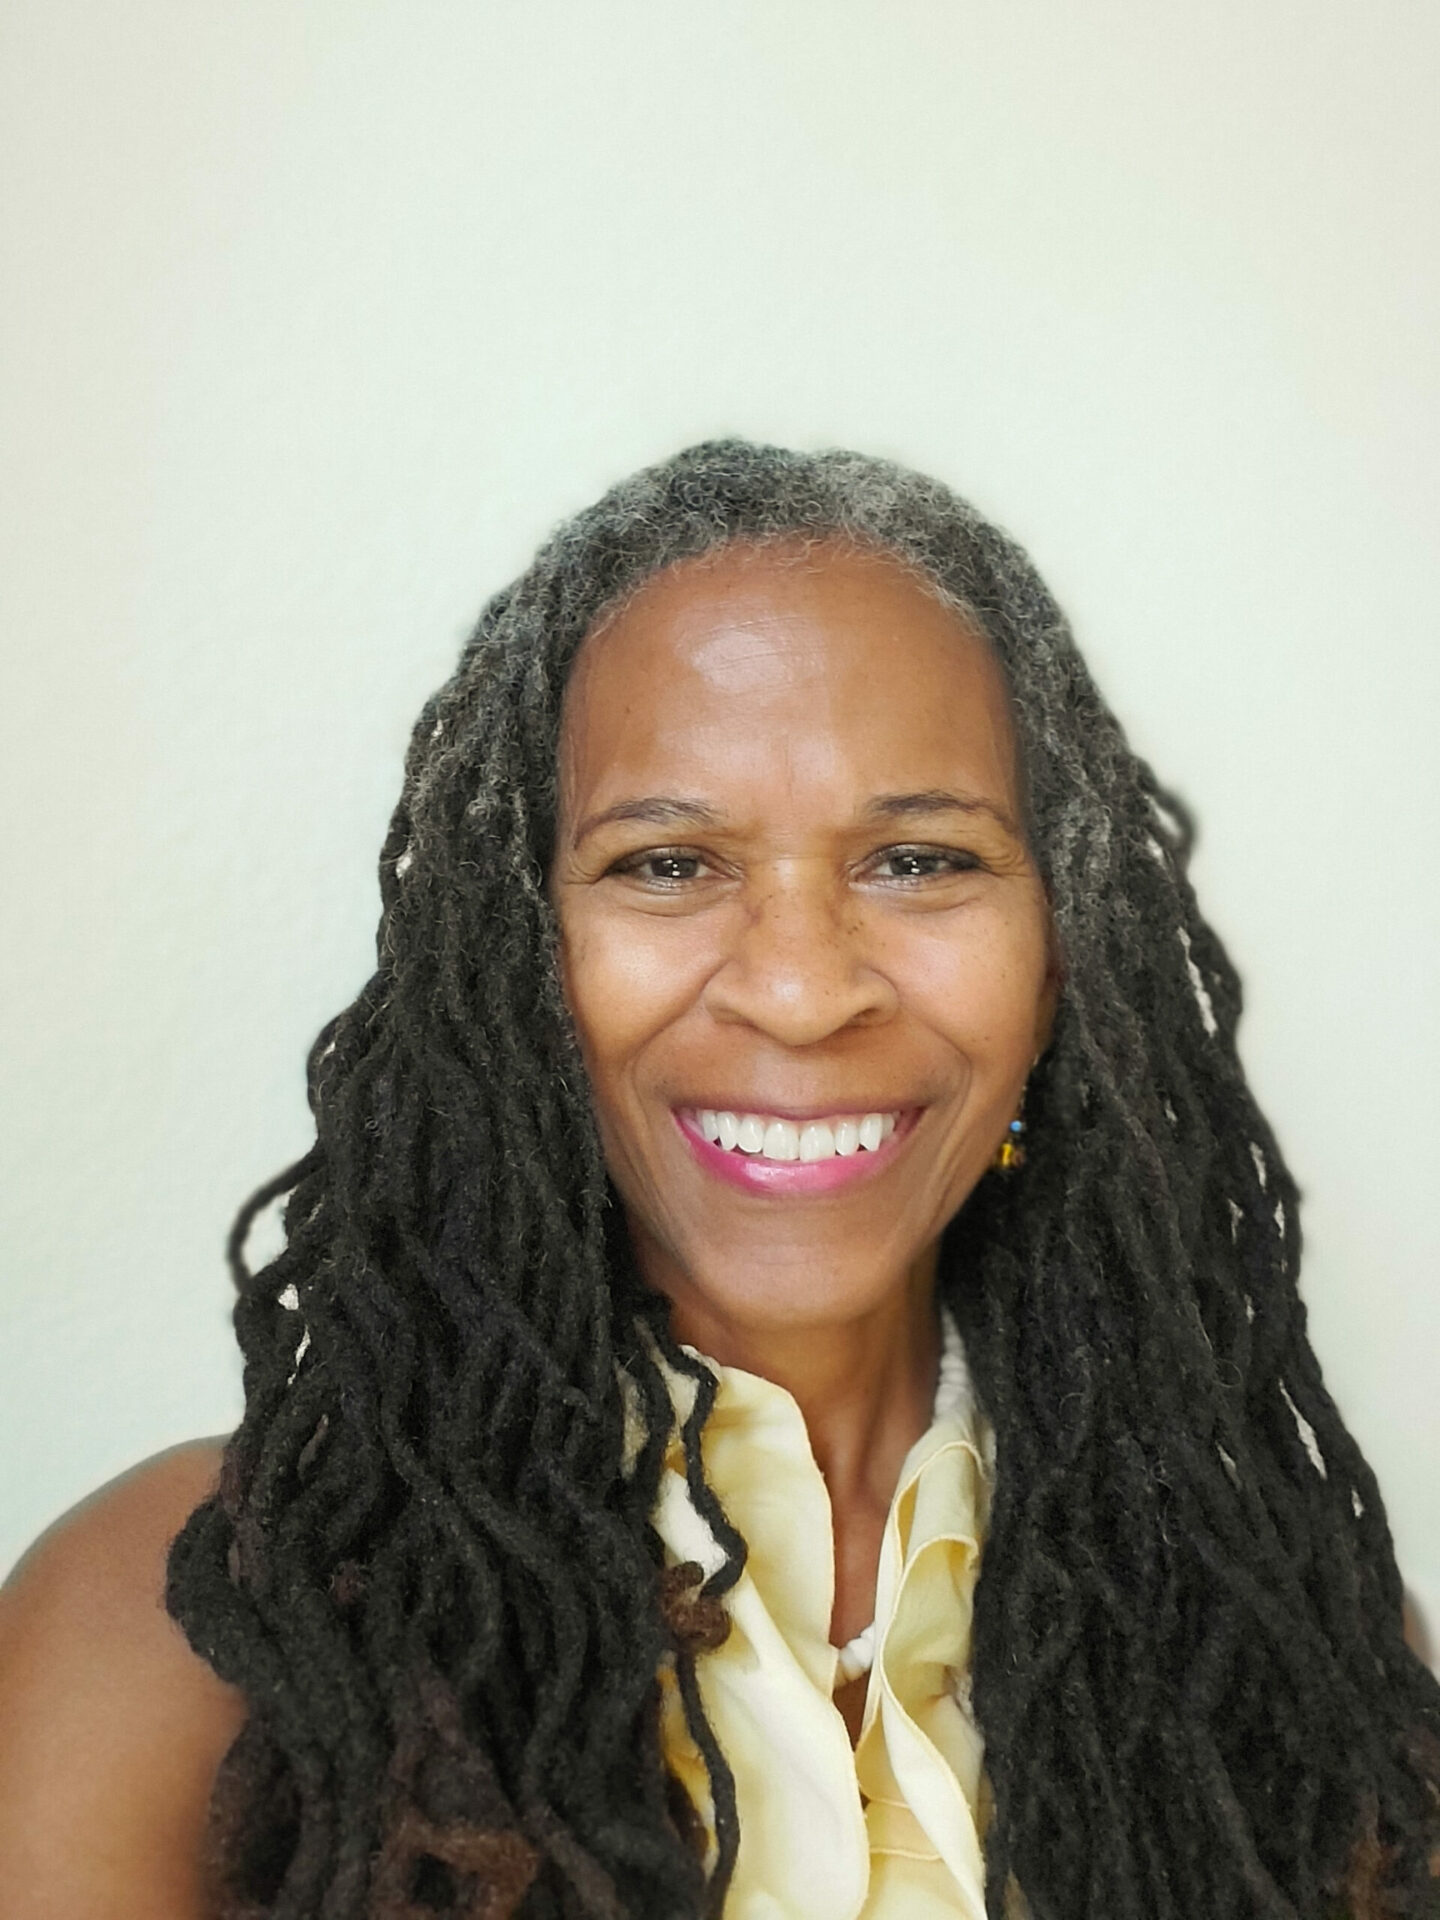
692, 1109, 901, 1161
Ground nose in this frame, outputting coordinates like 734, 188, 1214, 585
700, 864, 898, 1046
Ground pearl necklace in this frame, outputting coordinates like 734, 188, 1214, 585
832, 1308, 970, 1690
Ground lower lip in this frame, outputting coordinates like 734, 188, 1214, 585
674, 1110, 919, 1195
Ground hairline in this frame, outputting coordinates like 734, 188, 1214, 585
560, 526, 1039, 861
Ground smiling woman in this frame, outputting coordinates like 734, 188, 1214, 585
551, 545, 1055, 1361
1, 442, 1437, 1920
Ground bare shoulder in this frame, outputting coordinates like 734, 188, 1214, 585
0, 1440, 247, 1919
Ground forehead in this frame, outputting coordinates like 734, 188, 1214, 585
557, 539, 1019, 816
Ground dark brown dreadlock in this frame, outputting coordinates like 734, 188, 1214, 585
168, 440, 1440, 1920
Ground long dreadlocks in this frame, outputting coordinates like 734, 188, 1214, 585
167, 440, 1440, 1920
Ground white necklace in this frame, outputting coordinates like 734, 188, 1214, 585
832, 1308, 970, 1690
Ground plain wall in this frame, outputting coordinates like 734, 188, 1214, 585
1, 1, 1436, 1647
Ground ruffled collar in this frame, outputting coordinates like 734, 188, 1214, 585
646, 1318, 992, 1918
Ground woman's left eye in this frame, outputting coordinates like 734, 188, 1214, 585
870, 845, 982, 882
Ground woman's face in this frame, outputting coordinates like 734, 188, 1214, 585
549, 540, 1057, 1337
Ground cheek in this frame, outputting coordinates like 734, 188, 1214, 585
558, 910, 705, 1080
899, 905, 1050, 1056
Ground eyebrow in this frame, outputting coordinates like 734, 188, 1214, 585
571, 787, 1019, 845
861, 788, 1020, 836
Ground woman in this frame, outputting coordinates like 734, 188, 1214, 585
1, 440, 1436, 1920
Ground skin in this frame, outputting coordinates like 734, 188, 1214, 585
0, 1439, 239, 1917
550, 539, 1059, 1738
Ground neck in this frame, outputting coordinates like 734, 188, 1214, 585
661, 1247, 942, 1514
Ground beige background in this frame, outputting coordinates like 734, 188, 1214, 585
1, 2, 1436, 1650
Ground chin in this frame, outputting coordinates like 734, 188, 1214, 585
669, 1255, 908, 1335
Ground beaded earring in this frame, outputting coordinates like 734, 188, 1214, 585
993, 1108, 1027, 1172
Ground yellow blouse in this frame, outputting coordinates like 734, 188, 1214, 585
648, 1337, 992, 1919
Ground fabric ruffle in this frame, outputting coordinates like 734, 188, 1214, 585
648, 1333, 991, 1919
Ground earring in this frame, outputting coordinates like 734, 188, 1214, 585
993, 1108, 1027, 1172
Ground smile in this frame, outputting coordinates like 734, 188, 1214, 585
675, 1106, 918, 1195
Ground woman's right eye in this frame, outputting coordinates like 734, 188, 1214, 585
609, 849, 707, 885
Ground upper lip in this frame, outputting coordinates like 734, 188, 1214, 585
675, 1099, 916, 1122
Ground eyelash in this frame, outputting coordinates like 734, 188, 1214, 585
606, 844, 984, 888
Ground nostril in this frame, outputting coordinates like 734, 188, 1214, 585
701, 945, 899, 1045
